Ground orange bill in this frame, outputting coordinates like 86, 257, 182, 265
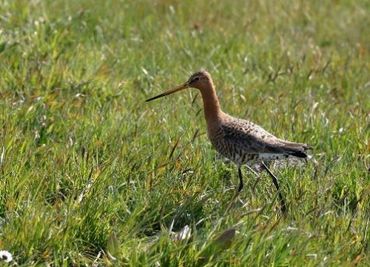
146, 83, 188, 102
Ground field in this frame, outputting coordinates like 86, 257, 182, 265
0, 0, 369, 265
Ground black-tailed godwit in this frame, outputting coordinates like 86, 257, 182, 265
146, 70, 310, 213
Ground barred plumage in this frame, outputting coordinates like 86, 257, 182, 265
209, 116, 309, 167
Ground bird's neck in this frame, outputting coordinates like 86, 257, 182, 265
200, 82, 223, 127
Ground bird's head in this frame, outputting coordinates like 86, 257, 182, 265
146, 70, 212, 102
186, 70, 212, 90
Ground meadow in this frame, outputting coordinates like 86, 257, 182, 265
0, 0, 369, 265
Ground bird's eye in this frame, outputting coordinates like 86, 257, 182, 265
192, 77, 200, 82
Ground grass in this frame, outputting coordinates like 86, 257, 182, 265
0, 0, 369, 265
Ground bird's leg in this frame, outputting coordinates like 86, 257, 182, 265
237, 166, 244, 192
261, 162, 287, 214
224, 166, 243, 214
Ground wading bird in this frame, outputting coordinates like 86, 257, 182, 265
146, 71, 309, 213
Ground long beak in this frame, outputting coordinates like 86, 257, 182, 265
146, 83, 188, 102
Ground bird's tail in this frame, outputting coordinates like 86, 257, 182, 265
279, 140, 311, 159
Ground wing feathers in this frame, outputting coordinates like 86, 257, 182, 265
221, 120, 310, 159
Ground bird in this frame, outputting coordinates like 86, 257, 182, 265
146, 70, 310, 213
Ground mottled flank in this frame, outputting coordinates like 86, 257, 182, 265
210, 115, 309, 168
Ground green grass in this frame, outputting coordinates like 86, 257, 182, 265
0, 0, 369, 265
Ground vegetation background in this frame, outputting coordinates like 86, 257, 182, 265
0, 0, 369, 265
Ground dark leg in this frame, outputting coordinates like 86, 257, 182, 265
224, 166, 243, 214
238, 167, 244, 192
261, 162, 287, 214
